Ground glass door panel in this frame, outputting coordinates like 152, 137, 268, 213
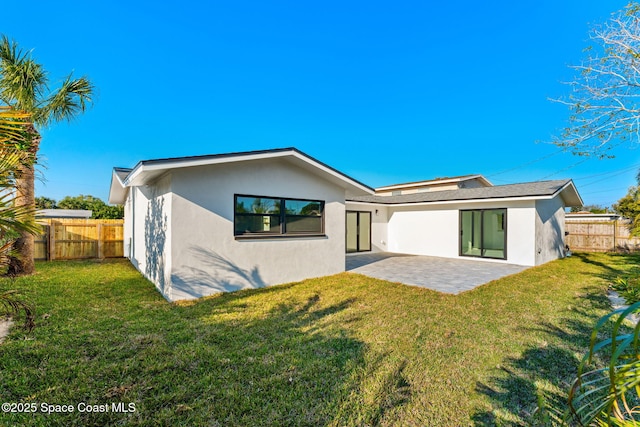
461, 210, 482, 256
482, 209, 505, 259
346, 211, 372, 253
358, 212, 371, 251
346, 211, 358, 253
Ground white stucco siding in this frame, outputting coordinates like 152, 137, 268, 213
506, 203, 537, 266
535, 197, 566, 265
166, 158, 346, 300
123, 189, 133, 259
386, 200, 537, 266
128, 175, 173, 298
129, 187, 148, 270
345, 203, 389, 252
387, 206, 458, 257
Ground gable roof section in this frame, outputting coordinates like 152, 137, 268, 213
109, 167, 132, 204
109, 148, 374, 204
349, 179, 583, 206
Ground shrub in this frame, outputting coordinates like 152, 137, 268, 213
567, 302, 640, 425
611, 277, 640, 305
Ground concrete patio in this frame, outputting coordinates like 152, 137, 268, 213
346, 252, 529, 294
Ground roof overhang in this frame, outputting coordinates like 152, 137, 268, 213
108, 167, 131, 205
557, 180, 583, 207
111, 148, 374, 204
347, 180, 584, 208
347, 194, 566, 208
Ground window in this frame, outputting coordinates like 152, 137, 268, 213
234, 195, 324, 237
460, 209, 506, 259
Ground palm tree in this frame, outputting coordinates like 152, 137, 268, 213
0, 107, 41, 330
0, 35, 94, 275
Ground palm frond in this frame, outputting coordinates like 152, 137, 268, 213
0, 192, 40, 237
0, 35, 47, 111
0, 106, 30, 144
0, 108, 40, 238
38, 74, 94, 125
0, 288, 34, 332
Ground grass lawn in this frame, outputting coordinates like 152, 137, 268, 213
0, 253, 636, 426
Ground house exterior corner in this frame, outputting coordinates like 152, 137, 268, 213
125, 157, 352, 301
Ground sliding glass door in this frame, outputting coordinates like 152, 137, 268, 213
346, 211, 371, 253
460, 209, 506, 259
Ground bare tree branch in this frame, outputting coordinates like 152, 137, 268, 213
553, 3, 640, 157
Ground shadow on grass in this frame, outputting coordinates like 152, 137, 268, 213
573, 252, 640, 282
473, 346, 582, 426
181, 290, 413, 425
472, 287, 611, 426
1, 280, 411, 426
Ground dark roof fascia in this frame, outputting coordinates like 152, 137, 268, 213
124, 147, 375, 193
346, 195, 553, 205
136, 147, 296, 167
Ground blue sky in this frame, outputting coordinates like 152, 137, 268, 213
3, 1, 636, 207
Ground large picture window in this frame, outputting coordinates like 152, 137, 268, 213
234, 195, 324, 237
460, 209, 506, 259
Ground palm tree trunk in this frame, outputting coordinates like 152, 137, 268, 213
7, 128, 39, 276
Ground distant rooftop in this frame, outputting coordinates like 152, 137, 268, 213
375, 174, 492, 191
37, 209, 92, 219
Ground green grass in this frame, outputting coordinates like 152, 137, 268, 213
0, 253, 635, 426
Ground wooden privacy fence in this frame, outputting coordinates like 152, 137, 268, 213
34, 219, 124, 260
565, 219, 640, 253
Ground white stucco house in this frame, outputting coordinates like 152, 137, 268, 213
109, 147, 583, 301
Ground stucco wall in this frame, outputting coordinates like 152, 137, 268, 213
345, 203, 389, 252
165, 158, 346, 300
123, 189, 133, 258
127, 175, 173, 299
386, 200, 537, 266
535, 198, 566, 265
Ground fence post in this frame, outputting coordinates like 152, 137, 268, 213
48, 222, 55, 261
613, 219, 617, 252
46, 224, 50, 261
97, 223, 104, 259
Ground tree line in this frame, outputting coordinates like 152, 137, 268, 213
36, 195, 123, 219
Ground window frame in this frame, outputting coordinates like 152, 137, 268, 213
346, 210, 372, 253
459, 208, 507, 260
234, 194, 325, 239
